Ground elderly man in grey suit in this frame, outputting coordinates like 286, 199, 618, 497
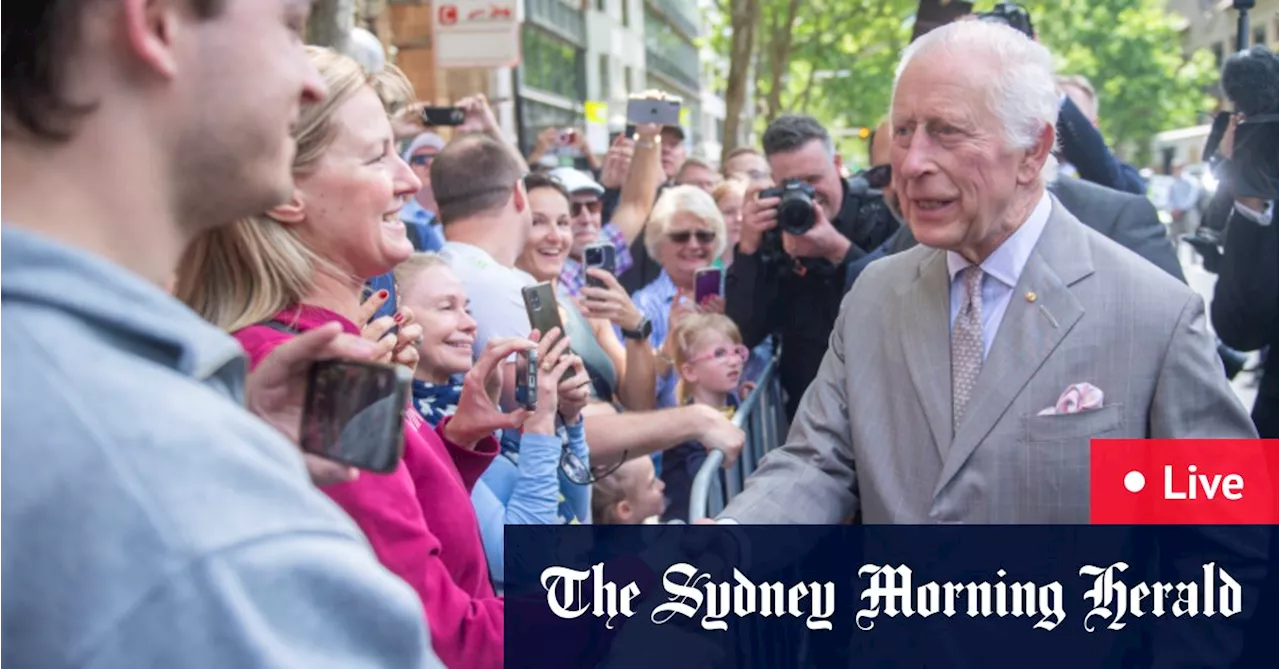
720, 21, 1257, 525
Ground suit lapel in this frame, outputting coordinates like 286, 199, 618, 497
934, 201, 1095, 496
899, 250, 953, 461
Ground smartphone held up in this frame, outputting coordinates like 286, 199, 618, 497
300, 359, 411, 474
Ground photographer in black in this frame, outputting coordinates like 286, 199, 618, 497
1197, 44, 1279, 438
726, 115, 900, 419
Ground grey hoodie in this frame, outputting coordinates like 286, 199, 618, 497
1, 227, 443, 668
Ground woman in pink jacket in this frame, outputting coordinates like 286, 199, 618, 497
174, 47, 563, 669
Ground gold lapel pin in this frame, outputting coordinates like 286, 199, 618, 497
1025, 291, 1037, 303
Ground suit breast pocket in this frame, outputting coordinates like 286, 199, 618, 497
1024, 404, 1124, 443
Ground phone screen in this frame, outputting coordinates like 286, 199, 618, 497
300, 360, 409, 473
694, 268, 724, 305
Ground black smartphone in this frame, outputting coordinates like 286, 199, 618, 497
421, 106, 466, 126
299, 359, 411, 474
515, 349, 538, 410
583, 243, 616, 289
694, 267, 724, 305
522, 282, 575, 381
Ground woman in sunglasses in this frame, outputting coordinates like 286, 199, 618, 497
631, 185, 729, 409
392, 252, 592, 592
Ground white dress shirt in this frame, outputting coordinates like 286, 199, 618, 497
945, 191, 1053, 360
1234, 199, 1275, 226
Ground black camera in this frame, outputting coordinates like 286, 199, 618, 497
976, 2, 1034, 38
757, 173, 897, 270
759, 179, 818, 235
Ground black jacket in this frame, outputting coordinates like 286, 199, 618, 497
1057, 96, 1147, 196
1212, 203, 1278, 438
725, 178, 900, 420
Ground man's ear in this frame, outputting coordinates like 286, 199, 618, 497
121, 0, 181, 78
265, 192, 306, 225
833, 153, 845, 174
1018, 123, 1056, 185
512, 180, 528, 213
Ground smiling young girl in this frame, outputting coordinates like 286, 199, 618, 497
661, 312, 748, 522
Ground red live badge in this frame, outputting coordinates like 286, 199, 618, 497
1091, 439, 1279, 524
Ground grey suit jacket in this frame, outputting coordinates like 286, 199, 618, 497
1050, 176, 1185, 282
722, 200, 1257, 524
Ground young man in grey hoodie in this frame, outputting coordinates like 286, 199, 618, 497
2, 2, 444, 666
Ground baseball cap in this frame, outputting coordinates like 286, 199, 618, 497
402, 131, 446, 162
548, 167, 605, 196
661, 125, 686, 142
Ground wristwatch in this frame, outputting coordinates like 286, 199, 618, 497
621, 316, 653, 341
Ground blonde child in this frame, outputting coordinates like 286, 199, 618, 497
660, 313, 748, 522
591, 457, 667, 524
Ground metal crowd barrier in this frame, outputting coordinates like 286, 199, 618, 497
688, 355, 786, 521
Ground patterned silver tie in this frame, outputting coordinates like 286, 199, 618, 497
952, 265, 985, 432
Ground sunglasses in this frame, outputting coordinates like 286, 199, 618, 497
570, 201, 603, 217
688, 344, 750, 365
861, 164, 891, 189
409, 154, 435, 167
561, 446, 626, 485
667, 229, 717, 245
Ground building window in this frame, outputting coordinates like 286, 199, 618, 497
1211, 41, 1224, 68
1254, 23, 1268, 46
521, 25, 586, 101
598, 54, 611, 99
596, 0, 606, 12
624, 66, 634, 95
621, 0, 630, 27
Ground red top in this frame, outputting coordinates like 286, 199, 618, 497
236, 305, 504, 669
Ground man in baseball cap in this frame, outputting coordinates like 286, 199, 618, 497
548, 166, 634, 296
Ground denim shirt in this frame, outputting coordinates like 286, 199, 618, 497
1, 227, 441, 668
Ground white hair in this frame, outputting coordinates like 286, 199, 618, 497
645, 185, 728, 260
892, 21, 1059, 151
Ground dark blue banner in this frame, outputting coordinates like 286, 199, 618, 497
504, 525, 1277, 668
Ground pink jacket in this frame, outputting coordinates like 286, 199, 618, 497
236, 305, 503, 669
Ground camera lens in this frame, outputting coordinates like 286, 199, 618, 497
531, 293, 541, 308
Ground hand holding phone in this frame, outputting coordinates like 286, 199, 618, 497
300, 359, 411, 474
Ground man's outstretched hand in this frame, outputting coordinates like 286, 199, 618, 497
245, 322, 380, 486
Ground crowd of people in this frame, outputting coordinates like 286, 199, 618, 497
4, 2, 1273, 668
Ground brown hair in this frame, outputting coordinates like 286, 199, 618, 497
2, 0, 224, 142
175, 46, 413, 331
669, 313, 743, 405
430, 134, 528, 223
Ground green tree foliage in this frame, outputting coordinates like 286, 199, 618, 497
709, 0, 1216, 167
1022, 0, 1218, 166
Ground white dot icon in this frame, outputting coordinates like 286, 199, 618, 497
1123, 471, 1146, 493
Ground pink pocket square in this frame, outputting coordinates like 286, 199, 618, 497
1038, 382, 1104, 416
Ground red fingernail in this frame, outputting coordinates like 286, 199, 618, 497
393, 313, 404, 323
377, 290, 389, 299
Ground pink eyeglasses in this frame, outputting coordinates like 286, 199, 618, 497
688, 345, 750, 365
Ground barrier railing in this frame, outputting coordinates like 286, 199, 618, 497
688, 355, 786, 521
